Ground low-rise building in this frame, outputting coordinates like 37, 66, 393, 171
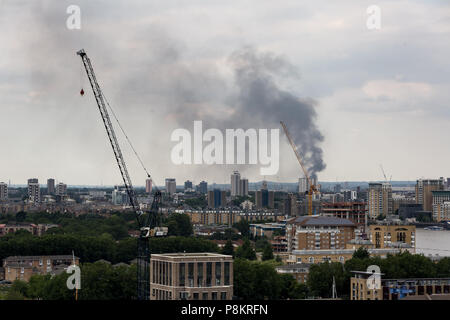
368, 221, 415, 251
321, 202, 367, 226
350, 270, 450, 300
275, 263, 311, 283
3, 255, 79, 282
150, 253, 233, 300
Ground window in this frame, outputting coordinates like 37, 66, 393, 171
21, 267, 24, 274
215, 262, 221, 286
47, 259, 50, 266
220, 292, 227, 300
193, 293, 199, 300
224, 262, 230, 286
308, 257, 314, 263
197, 263, 203, 287
179, 263, 185, 286
39, 260, 43, 266
202, 292, 208, 300
179, 291, 189, 300
188, 263, 194, 287
212, 292, 218, 300
206, 262, 212, 287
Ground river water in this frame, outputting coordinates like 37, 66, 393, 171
416, 228, 450, 257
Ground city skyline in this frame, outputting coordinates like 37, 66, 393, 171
1, 1, 449, 185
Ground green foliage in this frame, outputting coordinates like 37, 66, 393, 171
262, 243, 274, 261
307, 262, 346, 298
352, 247, 370, 259
233, 220, 250, 238
235, 239, 256, 260
184, 196, 207, 208
233, 259, 304, 300
221, 239, 234, 256
165, 214, 193, 237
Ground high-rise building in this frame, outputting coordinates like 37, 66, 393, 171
298, 177, 318, 194
0, 182, 8, 201
47, 178, 55, 195
416, 178, 445, 212
283, 193, 297, 216
261, 180, 268, 191
230, 171, 240, 197
27, 178, 40, 204
184, 180, 193, 191
256, 189, 274, 209
208, 189, 227, 208
367, 182, 392, 219
112, 185, 130, 205
197, 181, 208, 194
432, 190, 450, 222
55, 182, 67, 196
146, 178, 153, 194
165, 178, 176, 196
239, 179, 249, 197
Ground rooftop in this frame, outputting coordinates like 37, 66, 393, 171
151, 252, 232, 260
288, 215, 356, 227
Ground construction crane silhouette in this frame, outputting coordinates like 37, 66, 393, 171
77, 49, 167, 300
280, 121, 319, 216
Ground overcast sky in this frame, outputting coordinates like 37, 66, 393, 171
0, 0, 449, 186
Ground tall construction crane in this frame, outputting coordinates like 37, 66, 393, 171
77, 49, 167, 300
280, 121, 319, 216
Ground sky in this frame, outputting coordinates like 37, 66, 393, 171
0, 0, 449, 187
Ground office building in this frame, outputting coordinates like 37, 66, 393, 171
184, 180, 193, 191
165, 178, 176, 196
207, 189, 227, 208
416, 178, 445, 212
197, 181, 208, 194
283, 193, 298, 216
55, 183, 67, 196
286, 216, 356, 251
255, 189, 274, 209
230, 171, 240, 197
150, 253, 233, 300
432, 190, 450, 221
146, 178, 153, 194
367, 183, 392, 219
27, 178, 40, 204
47, 178, 55, 195
398, 203, 424, 220
0, 182, 7, 201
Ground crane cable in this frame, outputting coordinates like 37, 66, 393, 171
101, 91, 160, 191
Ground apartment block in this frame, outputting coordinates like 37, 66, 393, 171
150, 253, 233, 300
3, 255, 79, 282
0, 182, 7, 201
27, 178, 40, 204
286, 216, 356, 251
432, 190, 450, 222
367, 183, 392, 219
416, 178, 445, 212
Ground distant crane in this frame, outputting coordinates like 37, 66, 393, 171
379, 164, 392, 183
280, 121, 319, 216
77, 49, 167, 300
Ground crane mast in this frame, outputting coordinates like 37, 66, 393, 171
77, 49, 165, 300
280, 121, 318, 216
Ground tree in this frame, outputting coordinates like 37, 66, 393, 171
166, 214, 193, 237
307, 262, 346, 298
235, 239, 256, 260
221, 239, 234, 256
352, 247, 370, 260
233, 220, 250, 238
262, 243, 274, 261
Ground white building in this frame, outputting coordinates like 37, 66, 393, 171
55, 183, 67, 196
